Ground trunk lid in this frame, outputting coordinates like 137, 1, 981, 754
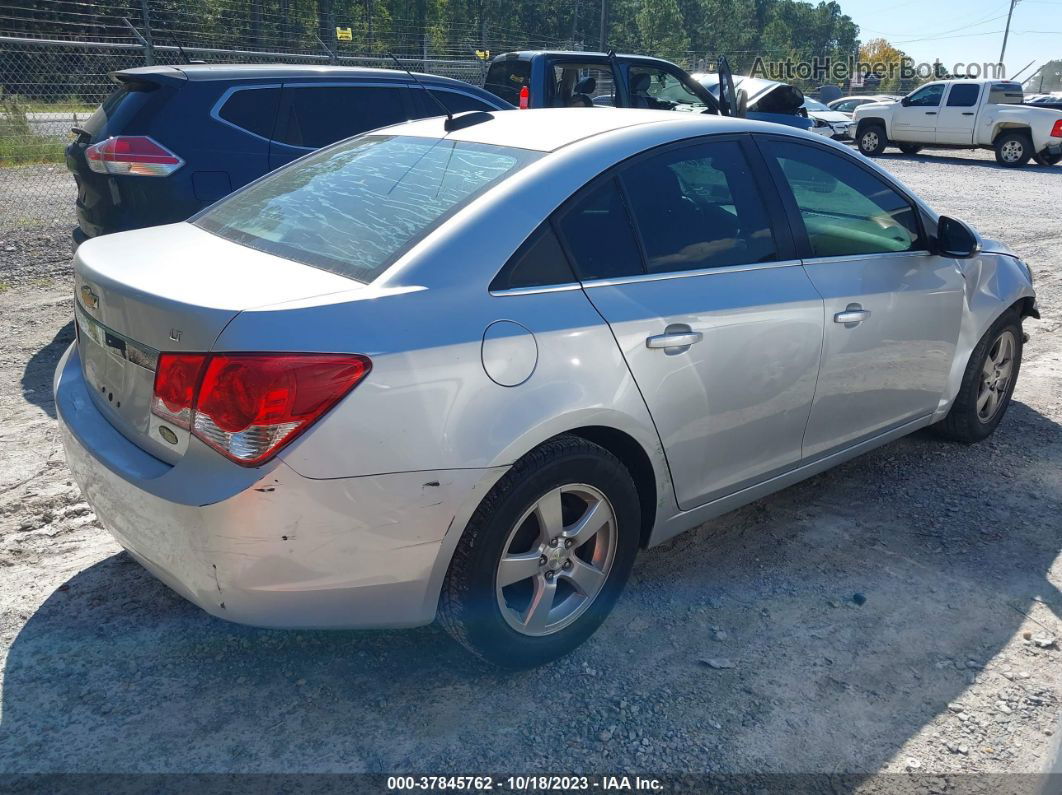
73, 222, 359, 463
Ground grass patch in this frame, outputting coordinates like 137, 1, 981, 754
0, 91, 69, 167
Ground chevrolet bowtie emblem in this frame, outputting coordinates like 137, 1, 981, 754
80, 285, 99, 310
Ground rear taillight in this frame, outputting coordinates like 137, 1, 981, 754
518, 85, 530, 109
1051, 119, 1062, 138
85, 135, 184, 176
151, 352, 370, 466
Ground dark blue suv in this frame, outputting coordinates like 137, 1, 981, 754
66, 64, 511, 245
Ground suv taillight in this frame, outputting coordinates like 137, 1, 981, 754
85, 135, 184, 176
152, 352, 371, 466
1051, 119, 1062, 138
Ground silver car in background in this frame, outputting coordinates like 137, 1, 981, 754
55, 108, 1038, 668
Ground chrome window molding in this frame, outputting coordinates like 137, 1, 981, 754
581, 259, 803, 289
208, 83, 283, 143
801, 250, 931, 266
489, 282, 582, 297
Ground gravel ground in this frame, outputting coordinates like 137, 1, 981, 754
0, 148, 1060, 785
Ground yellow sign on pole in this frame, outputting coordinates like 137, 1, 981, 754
336, 26, 353, 42
475, 49, 490, 60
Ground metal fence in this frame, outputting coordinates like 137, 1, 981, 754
0, 31, 501, 233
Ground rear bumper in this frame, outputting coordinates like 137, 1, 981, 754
54, 343, 498, 629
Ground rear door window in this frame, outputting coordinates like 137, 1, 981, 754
549, 63, 618, 107
195, 135, 540, 283
484, 60, 531, 105
620, 140, 778, 273
217, 86, 280, 138
945, 84, 980, 107
274, 85, 410, 149
555, 179, 644, 281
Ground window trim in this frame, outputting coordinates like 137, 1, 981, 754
210, 83, 282, 142
752, 133, 930, 260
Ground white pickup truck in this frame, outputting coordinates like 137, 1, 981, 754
852, 79, 1062, 167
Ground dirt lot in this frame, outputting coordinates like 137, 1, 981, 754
0, 148, 1060, 786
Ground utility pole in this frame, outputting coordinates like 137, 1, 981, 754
999, 0, 1019, 69
598, 0, 607, 52
572, 0, 580, 44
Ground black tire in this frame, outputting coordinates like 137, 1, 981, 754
1032, 150, 1061, 166
439, 435, 640, 668
932, 311, 1023, 443
857, 124, 888, 156
898, 143, 922, 155
994, 131, 1033, 167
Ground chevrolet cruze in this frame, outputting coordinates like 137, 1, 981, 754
55, 108, 1038, 667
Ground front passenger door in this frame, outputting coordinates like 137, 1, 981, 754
759, 137, 965, 459
893, 83, 945, 141
559, 138, 824, 510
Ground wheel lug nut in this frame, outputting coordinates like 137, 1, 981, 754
564, 538, 574, 548
539, 555, 548, 566
549, 538, 559, 548
544, 570, 555, 580
563, 560, 573, 570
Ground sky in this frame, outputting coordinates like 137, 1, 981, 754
841, 0, 1061, 85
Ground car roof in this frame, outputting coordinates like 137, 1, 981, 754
114, 63, 471, 85
385, 107, 793, 152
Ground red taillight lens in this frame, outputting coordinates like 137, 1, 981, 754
85, 135, 184, 176
1051, 119, 1062, 138
518, 85, 530, 109
152, 353, 207, 429
152, 353, 370, 466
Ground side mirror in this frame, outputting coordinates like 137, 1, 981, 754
936, 216, 980, 258
900, 96, 910, 107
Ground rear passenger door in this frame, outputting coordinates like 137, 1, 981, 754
269, 82, 413, 169
558, 137, 824, 510
936, 83, 980, 144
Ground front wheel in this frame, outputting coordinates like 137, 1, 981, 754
932, 312, 1023, 443
857, 124, 888, 156
439, 435, 640, 668
994, 131, 1033, 167
898, 143, 922, 155
1032, 150, 1061, 166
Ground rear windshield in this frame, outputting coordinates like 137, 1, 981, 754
83, 86, 130, 139
194, 135, 540, 283
485, 60, 531, 105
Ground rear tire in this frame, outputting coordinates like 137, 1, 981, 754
994, 131, 1033, 167
932, 311, 1023, 443
858, 124, 888, 156
898, 143, 922, 155
439, 435, 640, 668
1032, 150, 1061, 166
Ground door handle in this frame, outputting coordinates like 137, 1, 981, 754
834, 305, 871, 325
962, 112, 974, 116
646, 330, 703, 349
925, 111, 937, 115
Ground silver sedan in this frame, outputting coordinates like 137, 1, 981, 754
55, 108, 1038, 667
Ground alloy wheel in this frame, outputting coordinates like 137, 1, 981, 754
495, 484, 616, 637
862, 131, 879, 150
1000, 140, 1024, 163
977, 330, 1016, 422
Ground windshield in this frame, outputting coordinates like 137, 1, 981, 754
195, 135, 540, 283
